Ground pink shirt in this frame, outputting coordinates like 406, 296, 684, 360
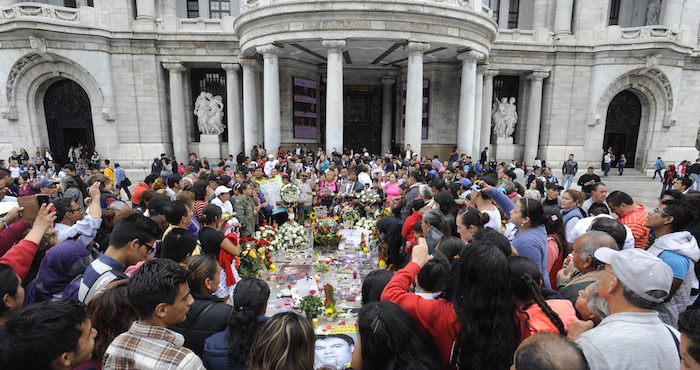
385, 182, 401, 205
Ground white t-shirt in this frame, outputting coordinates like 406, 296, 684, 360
482, 207, 502, 231
567, 214, 634, 249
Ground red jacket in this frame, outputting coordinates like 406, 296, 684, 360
130, 182, 150, 207
401, 211, 422, 240
381, 262, 458, 369
0, 220, 31, 257
0, 239, 40, 281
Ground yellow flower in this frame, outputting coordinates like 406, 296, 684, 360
257, 247, 264, 255
362, 247, 369, 253
378, 259, 387, 268
310, 212, 316, 219
250, 250, 258, 258
242, 250, 249, 256
333, 215, 338, 220
269, 264, 276, 272
324, 307, 336, 317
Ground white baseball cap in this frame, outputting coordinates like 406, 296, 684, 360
214, 185, 232, 197
594, 248, 673, 303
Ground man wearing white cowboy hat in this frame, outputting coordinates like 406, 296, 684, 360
570, 248, 680, 369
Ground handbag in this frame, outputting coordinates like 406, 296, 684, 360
123, 177, 132, 187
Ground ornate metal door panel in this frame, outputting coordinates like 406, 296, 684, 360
603, 90, 641, 168
44, 79, 95, 165
344, 85, 382, 155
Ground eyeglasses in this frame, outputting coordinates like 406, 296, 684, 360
653, 208, 671, 218
139, 241, 156, 254
69, 208, 81, 213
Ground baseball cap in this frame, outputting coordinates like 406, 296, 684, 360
214, 185, 232, 197
594, 248, 673, 303
545, 182, 564, 190
39, 179, 58, 188
458, 178, 472, 188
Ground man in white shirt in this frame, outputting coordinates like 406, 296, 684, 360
166, 174, 185, 200
263, 154, 278, 178
581, 183, 609, 214
53, 181, 102, 247
357, 165, 372, 190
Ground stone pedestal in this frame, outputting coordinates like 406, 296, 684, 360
199, 135, 221, 163
493, 137, 516, 162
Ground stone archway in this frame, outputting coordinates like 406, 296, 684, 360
43, 79, 96, 164
595, 68, 672, 168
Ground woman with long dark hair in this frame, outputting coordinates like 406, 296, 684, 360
542, 206, 567, 289
434, 190, 459, 236
509, 256, 578, 340
0, 264, 23, 325
351, 301, 440, 369
198, 204, 240, 300
383, 240, 521, 369
456, 207, 490, 244
361, 269, 393, 305
509, 198, 551, 288
203, 278, 270, 370
248, 311, 315, 370
171, 255, 232, 357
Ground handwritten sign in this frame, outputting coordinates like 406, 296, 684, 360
258, 176, 283, 210
339, 229, 370, 247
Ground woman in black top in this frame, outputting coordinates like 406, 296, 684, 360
198, 204, 239, 257
171, 254, 233, 357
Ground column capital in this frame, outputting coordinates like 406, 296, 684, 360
322, 39, 346, 53
221, 63, 241, 72
239, 57, 260, 70
256, 44, 283, 58
381, 76, 396, 86
528, 70, 550, 81
406, 41, 431, 55
484, 69, 499, 78
457, 49, 485, 62
162, 62, 185, 72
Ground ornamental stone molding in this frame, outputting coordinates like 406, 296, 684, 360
528, 70, 550, 81
322, 39, 347, 53
256, 43, 283, 57
0, 3, 79, 22
457, 49, 485, 62
406, 42, 431, 55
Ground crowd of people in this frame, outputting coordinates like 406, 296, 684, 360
0, 143, 700, 369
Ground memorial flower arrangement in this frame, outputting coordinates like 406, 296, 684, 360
340, 204, 360, 228
357, 188, 380, 205
280, 183, 301, 205
278, 221, 307, 246
374, 205, 393, 220
359, 236, 369, 253
323, 284, 337, 318
237, 246, 262, 278
314, 219, 342, 247
312, 261, 330, 274
259, 224, 281, 251
378, 243, 388, 268
354, 218, 382, 247
299, 290, 323, 318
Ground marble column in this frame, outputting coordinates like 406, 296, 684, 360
472, 67, 485, 159
163, 0, 178, 17
523, 71, 549, 164
661, 0, 683, 29
405, 42, 430, 159
532, 0, 548, 29
257, 44, 283, 155
136, 0, 156, 20
254, 63, 264, 148
222, 63, 242, 157
381, 76, 395, 154
481, 69, 499, 154
498, 0, 510, 29
197, 0, 210, 18
456, 50, 482, 158
240, 58, 260, 156
163, 62, 188, 165
323, 39, 346, 156
553, 0, 574, 36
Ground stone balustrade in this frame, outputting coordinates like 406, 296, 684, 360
239, 0, 499, 16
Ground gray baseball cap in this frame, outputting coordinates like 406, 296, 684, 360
594, 248, 673, 303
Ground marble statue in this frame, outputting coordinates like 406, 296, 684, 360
194, 91, 225, 135
646, 0, 661, 26
492, 97, 518, 138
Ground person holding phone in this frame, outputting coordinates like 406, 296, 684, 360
421, 209, 451, 252
53, 181, 102, 247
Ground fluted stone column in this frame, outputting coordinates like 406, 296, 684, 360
554, 0, 574, 36
222, 63, 242, 157
661, 0, 683, 29
456, 50, 482, 158
405, 42, 430, 159
532, 0, 548, 29
240, 58, 260, 155
323, 39, 346, 156
136, 0, 156, 20
472, 66, 485, 159
481, 69, 499, 154
163, 62, 188, 164
254, 63, 264, 147
381, 77, 395, 154
498, 0, 510, 29
257, 44, 283, 154
523, 71, 549, 164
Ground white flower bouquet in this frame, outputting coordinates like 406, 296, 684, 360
259, 225, 281, 250
357, 189, 380, 205
278, 221, 308, 246
354, 217, 381, 246
340, 205, 360, 228
280, 183, 301, 205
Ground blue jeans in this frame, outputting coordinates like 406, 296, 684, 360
604, 163, 611, 176
692, 173, 700, 190
562, 174, 574, 189
653, 168, 663, 179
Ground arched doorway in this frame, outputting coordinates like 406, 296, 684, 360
43, 79, 95, 165
603, 90, 641, 168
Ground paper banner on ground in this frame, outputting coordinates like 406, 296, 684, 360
339, 229, 370, 247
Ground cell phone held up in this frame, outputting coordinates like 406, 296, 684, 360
424, 226, 444, 254
17, 194, 50, 222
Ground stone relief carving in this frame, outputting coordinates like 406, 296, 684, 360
646, 0, 661, 26
1, 3, 79, 21
492, 97, 517, 138
6, 54, 45, 102
194, 91, 225, 135
621, 26, 679, 41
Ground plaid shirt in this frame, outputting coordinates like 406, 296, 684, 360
619, 204, 650, 249
103, 322, 205, 370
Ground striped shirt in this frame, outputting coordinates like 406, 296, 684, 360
618, 204, 650, 249
103, 322, 205, 370
78, 253, 126, 305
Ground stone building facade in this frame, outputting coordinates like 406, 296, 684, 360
0, 0, 698, 170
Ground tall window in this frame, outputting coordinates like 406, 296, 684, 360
210, 0, 230, 19
608, 0, 621, 26
187, 0, 199, 18
489, 0, 500, 23
508, 0, 520, 29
